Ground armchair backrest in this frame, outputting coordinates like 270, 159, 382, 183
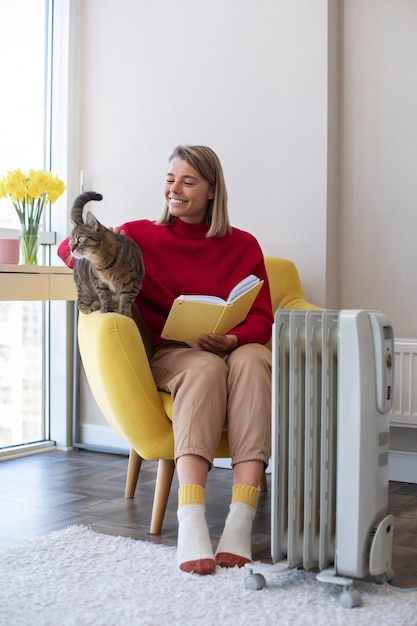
264, 257, 322, 312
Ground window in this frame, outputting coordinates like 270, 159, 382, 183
0, 0, 50, 450
0, 0, 48, 196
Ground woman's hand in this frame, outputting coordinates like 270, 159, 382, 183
196, 333, 238, 356
109, 226, 126, 235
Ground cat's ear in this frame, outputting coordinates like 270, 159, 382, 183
85, 211, 100, 231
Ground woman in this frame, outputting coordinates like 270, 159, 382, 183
59, 145, 273, 575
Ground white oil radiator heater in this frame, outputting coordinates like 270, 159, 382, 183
245, 309, 395, 607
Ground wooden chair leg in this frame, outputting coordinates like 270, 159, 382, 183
149, 459, 175, 535
259, 470, 268, 492
124, 448, 143, 499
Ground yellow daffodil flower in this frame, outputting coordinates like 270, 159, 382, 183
0, 168, 66, 263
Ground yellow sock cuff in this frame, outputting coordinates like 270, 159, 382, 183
178, 484, 206, 508
232, 484, 259, 509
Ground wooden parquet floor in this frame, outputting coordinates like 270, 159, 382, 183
0, 449, 416, 588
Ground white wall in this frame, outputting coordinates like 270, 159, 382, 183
339, 0, 417, 456
340, 0, 417, 338
66, 0, 417, 455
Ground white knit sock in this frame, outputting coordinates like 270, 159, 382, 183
177, 504, 215, 575
215, 502, 256, 567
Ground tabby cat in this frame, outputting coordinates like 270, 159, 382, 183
69, 191, 145, 317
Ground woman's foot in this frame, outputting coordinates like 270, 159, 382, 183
177, 502, 215, 575
215, 501, 256, 568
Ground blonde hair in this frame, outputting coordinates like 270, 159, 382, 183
157, 145, 232, 237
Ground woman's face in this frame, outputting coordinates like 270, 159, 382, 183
165, 156, 214, 224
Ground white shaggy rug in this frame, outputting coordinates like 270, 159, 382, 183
0, 525, 416, 626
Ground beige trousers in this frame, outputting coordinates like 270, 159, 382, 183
150, 342, 272, 466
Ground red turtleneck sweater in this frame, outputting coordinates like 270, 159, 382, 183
58, 218, 273, 347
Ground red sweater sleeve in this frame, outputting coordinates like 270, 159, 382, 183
57, 237, 75, 269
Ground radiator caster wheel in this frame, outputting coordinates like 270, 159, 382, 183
385, 567, 395, 582
244, 572, 266, 590
339, 588, 362, 608
374, 568, 395, 585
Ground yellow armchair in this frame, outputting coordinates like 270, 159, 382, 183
77, 257, 321, 533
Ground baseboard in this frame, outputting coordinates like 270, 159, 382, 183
213, 457, 271, 473
212, 458, 232, 470
389, 450, 417, 483
76, 426, 417, 483
215, 453, 417, 483
77, 424, 130, 454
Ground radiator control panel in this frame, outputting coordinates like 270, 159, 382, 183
369, 313, 394, 414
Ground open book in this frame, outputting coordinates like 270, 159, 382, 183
161, 275, 264, 343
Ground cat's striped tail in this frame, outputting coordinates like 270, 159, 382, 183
70, 191, 103, 225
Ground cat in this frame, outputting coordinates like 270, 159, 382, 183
69, 191, 145, 318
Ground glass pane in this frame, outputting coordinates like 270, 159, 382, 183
0, 0, 48, 449
0, 0, 46, 187
0, 302, 44, 446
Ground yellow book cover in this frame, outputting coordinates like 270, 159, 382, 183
161, 275, 264, 343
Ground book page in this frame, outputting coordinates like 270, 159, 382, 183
180, 294, 226, 305
177, 274, 260, 306
227, 274, 259, 302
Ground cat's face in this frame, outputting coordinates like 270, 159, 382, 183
70, 212, 104, 259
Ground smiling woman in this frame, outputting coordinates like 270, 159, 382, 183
158, 145, 231, 237
165, 157, 215, 224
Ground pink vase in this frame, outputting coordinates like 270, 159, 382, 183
0, 228, 20, 264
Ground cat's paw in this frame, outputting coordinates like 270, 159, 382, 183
78, 302, 100, 314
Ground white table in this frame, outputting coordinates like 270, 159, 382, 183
0, 265, 77, 301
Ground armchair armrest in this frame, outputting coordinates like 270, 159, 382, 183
77, 311, 174, 459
